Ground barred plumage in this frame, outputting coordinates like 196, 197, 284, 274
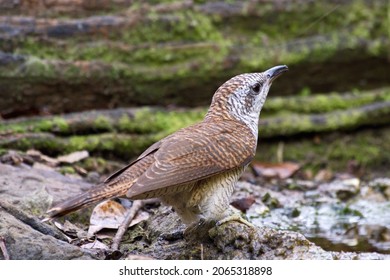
46, 65, 288, 226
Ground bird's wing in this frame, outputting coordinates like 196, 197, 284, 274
126, 121, 256, 198
103, 140, 162, 184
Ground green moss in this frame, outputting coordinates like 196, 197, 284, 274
68, 135, 98, 152
256, 127, 390, 171
52, 117, 70, 133
261, 192, 281, 209
291, 208, 301, 218
339, 207, 364, 218
115, 135, 156, 157
59, 166, 76, 175
117, 108, 204, 135
13, 9, 226, 67
0, 117, 70, 134
0, 107, 205, 137
64, 133, 158, 158
118, 110, 161, 134
94, 115, 113, 131
80, 157, 121, 175
81, 157, 106, 170
237, 1, 386, 41
120, 223, 149, 252
34, 120, 54, 131
9, 3, 388, 59
121, 11, 222, 44
152, 109, 205, 134
4, 0, 386, 95
18, 57, 55, 77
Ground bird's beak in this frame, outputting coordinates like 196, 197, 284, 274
266, 65, 288, 82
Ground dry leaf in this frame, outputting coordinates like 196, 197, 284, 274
81, 240, 109, 250
314, 169, 333, 182
54, 220, 88, 239
88, 200, 126, 235
57, 150, 89, 164
27, 149, 59, 166
73, 165, 88, 176
129, 210, 150, 226
88, 200, 150, 235
0, 150, 24, 165
231, 196, 256, 212
252, 161, 300, 179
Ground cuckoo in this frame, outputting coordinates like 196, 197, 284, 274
46, 65, 288, 231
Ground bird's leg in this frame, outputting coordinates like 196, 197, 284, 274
216, 206, 255, 228
183, 218, 216, 240
183, 218, 207, 237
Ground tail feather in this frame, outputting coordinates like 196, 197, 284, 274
46, 182, 128, 219
45, 150, 155, 220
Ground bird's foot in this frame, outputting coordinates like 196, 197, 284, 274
216, 212, 255, 228
184, 218, 206, 237
184, 218, 215, 240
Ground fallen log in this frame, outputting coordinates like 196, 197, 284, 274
1, 101, 389, 158
260, 101, 390, 138
0, 0, 388, 117
265, 88, 390, 113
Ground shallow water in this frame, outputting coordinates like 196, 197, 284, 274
247, 181, 390, 254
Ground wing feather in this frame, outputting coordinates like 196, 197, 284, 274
127, 120, 256, 198
103, 141, 161, 184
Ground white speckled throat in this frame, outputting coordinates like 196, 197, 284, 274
206, 65, 288, 139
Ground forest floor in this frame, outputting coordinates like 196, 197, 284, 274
0, 149, 389, 260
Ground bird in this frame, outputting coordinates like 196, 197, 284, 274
46, 65, 288, 230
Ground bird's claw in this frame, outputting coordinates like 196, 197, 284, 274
216, 213, 255, 228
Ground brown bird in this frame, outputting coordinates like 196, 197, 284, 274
46, 65, 288, 229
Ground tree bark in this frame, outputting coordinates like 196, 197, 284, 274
1, 101, 389, 157
0, 0, 389, 117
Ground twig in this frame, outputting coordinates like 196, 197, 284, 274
0, 236, 10, 260
111, 199, 159, 250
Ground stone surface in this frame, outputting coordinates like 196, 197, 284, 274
0, 163, 97, 260
121, 207, 390, 260
0, 206, 96, 260
0, 162, 389, 260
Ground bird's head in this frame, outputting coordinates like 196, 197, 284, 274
206, 65, 288, 137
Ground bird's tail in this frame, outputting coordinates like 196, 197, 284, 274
45, 182, 128, 220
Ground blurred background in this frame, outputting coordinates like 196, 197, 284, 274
0, 0, 389, 256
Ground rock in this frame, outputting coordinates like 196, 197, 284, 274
0, 162, 389, 260
0, 162, 93, 216
0, 203, 97, 260
319, 178, 360, 201
332, 252, 390, 260
120, 208, 390, 260
237, 179, 390, 256
368, 178, 390, 201
0, 163, 99, 259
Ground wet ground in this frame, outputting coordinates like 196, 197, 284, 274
235, 176, 390, 254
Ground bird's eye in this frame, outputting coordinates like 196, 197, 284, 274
251, 82, 261, 94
